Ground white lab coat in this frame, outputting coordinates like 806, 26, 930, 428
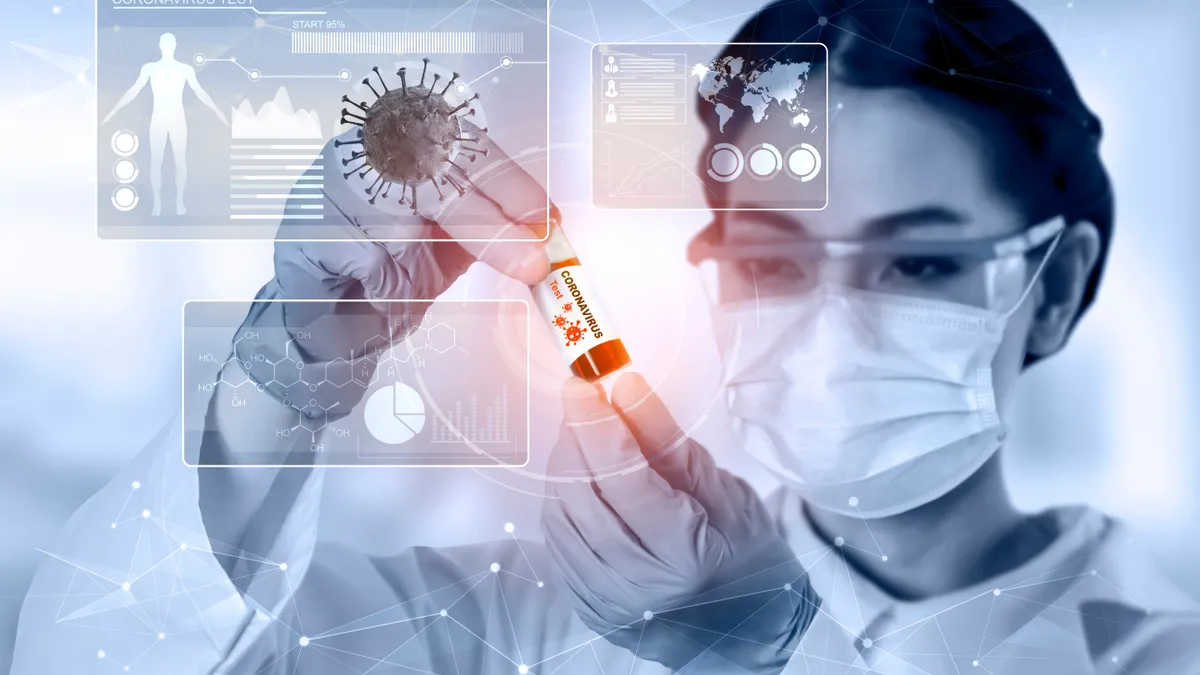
11, 420, 1200, 674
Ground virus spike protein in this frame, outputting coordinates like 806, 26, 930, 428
345, 57, 481, 209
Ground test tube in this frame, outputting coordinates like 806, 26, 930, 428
531, 213, 632, 382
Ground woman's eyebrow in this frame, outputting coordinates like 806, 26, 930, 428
864, 206, 968, 236
726, 204, 967, 240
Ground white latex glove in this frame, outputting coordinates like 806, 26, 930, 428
235, 122, 551, 415
542, 372, 821, 673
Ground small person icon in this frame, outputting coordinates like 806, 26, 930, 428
605, 103, 618, 124
603, 55, 619, 74
605, 80, 619, 98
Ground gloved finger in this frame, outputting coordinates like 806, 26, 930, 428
561, 379, 725, 571
458, 119, 552, 228
430, 188, 550, 285
318, 124, 548, 287
544, 439, 707, 622
545, 420, 639, 551
541, 501, 651, 630
610, 372, 739, 528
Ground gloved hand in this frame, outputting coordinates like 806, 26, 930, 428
234, 121, 551, 418
542, 372, 821, 673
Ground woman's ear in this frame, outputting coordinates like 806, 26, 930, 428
1026, 220, 1102, 359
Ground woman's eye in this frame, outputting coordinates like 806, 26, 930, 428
890, 256, 963, 281
735, 258, 806, 284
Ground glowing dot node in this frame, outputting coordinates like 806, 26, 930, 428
142, 510, 150, 518
490, 563, 500, 573
53, 6, 61, 13
848, 496, 859, 507
501, 56, 514, 68
993, 588, 1001, 596
131, 481, 141, 489
111, 523, 117, 529
98, 650, 106, 659
279, 563, 288, 571
862, 638, 873, 649
834, 537, 845, 547
299, 636, 310, 647
973, 660, 979, 667
784, 583, 792, 591
643, 610, 654, 620
194, 54, 205, 65
339, 69, 351, 81
180, 543, 188, 550
518, 665, 529, 674
440, 609, 447, 617
254, 17, 266, 28
949, 68, 957, 75
1112, 656, 1118, 663
504, 523, 514, 533
817, 16, 827, 25
122, 582, 131, 591
537, 581, 544, 588
158, 633, 165, 640
882, 555, 889, 562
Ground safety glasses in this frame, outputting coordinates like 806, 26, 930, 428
689, 216, 1066, 312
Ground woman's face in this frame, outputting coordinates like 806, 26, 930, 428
719, 85, 1039, 413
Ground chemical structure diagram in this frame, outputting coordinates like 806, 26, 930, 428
195, 319, 461, 443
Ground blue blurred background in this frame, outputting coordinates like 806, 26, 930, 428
1, 0, 1197, 669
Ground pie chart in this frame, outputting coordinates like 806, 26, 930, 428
363, 382, 426, 445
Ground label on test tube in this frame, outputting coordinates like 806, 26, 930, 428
533, 265, 620, 363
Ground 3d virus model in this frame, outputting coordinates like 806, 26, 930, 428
335, 58, 488, 212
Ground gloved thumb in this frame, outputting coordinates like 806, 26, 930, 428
611, 372, 723, 503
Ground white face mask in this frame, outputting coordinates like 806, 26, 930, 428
713, 224, 1062, 519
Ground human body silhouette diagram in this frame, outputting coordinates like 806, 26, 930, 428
102, 33, 229, 216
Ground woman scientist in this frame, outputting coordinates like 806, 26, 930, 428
13, 0, 1199, 673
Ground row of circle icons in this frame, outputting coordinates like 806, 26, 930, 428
110, 131, 141, 211
706, 142, 822, 183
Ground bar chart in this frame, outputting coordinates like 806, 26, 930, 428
431, 384, 510, 445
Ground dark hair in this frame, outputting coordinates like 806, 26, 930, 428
701, 0, 1113, 355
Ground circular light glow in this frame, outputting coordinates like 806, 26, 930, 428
193, 54, 205, 65
747, 143, 782, 179
114, 159, 138, 183
785, 143, 823, 182
248, 69, 261, 81
112, 186, 139, 211
338, 69, 352, 81
111, 131, 138, 156
501, 56, 514, 68
705, 143, 743, 183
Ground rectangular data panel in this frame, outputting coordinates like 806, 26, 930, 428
97, 0, 548, 240
184, 300, 530, 467
593, 42, 828, 210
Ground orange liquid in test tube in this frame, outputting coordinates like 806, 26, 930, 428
532, 217, 632, 382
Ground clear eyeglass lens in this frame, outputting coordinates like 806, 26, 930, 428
702, 252, 1033, 312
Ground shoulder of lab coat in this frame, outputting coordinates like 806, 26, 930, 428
9, 416, 672, 675
1084, 516, 1200, 674
10, 416, 323, 674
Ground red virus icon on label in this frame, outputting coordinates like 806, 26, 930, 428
561, 302, 574, 313
562, 320, 585, 347
552, 315, 567, 328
